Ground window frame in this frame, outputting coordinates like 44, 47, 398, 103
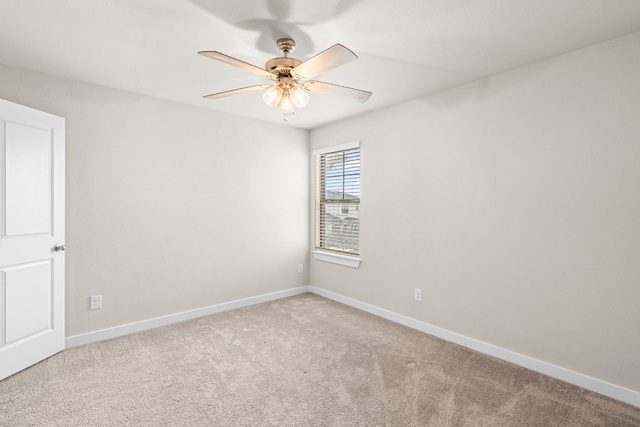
312, 141, 362, 269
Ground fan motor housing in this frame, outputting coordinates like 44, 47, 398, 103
265, 57, 302, 75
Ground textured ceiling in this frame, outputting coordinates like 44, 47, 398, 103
1, 0, 640, 129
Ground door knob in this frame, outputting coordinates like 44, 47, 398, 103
54, 244, 66, 252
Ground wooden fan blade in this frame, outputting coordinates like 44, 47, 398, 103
291, 44, 358, 80
304, 81, 372, 103
203, 84, 271, 100
198, 51, 276, 80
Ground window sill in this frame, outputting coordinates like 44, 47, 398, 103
312, 251, 361, 269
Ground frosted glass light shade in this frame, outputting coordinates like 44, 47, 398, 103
290, 85, 310, 108
278, 95, 295, 113
263, 86, 283, 107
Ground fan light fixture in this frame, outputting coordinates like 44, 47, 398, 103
262, 83, 309, 114
199, 38, 372, 121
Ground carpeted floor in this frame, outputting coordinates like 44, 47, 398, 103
1, 293, 639, 426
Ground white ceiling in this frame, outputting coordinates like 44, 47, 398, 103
1, 0, 640, 130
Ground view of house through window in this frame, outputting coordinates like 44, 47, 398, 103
315, 144, 360, 256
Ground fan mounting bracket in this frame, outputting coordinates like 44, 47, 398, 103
277, 38, 296, 54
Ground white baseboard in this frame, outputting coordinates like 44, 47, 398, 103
65, 284, 639, 408
65, 286, 310, 348
308, 285, 640, 409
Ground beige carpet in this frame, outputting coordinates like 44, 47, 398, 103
1, 293, 639, 426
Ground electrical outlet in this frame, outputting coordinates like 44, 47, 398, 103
297, 264, 304, 274
90, 295, 102, 310
414, 288, 422, 302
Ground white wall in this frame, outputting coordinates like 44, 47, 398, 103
310, 32, 640, 392
0, 64, 310, 337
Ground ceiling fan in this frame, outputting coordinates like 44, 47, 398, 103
198, 38, 372, 120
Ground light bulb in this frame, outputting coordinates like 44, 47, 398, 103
263, 86, 283, 107
277, 91, 295, 113
289, 85, 310, 108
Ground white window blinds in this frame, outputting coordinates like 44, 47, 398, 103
315, 145, 360, 256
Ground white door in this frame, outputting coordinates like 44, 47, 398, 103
0, 98, 65, 380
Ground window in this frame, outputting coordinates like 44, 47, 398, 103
314, 142, 361, 263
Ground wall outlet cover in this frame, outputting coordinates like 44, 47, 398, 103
90, 295, 102, 310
